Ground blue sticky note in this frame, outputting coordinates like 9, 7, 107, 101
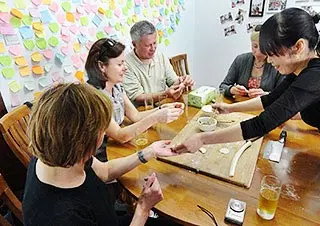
134, 6, 140, 15
159, 8, 165, 16
40, 10, 52, 24
171, 24, 176, 31
170, 15, 175, 23
155, 22, 163, 30
77, 34, 87, 44
72, 0, 80, 3
55, 53, 65, 65
92, 14, 102, 27
19, 26, 33, 39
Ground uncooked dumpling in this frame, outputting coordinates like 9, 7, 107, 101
219, 147, 230, 154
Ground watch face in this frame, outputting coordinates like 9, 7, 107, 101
230, 200, 245, 212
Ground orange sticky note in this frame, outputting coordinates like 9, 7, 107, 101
66, 12, 74, 23
0, 42, 5, 53
19, 66, 31, 76
98, 7, 105, 15
32, 22, 43, 31
14, 56, 27, 66
32, 65, 44, 75
10, 8, 23, 19
33, 91, 43, 100
75, 71, 84, 83
31, 52, 43, 62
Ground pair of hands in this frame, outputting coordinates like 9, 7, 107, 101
152, 102, 184, 124
230, 85, 268, 98
167, 75, 194, 100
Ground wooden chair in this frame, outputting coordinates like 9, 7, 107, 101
0, 173, 22, 225
169, 53, 190, 77
0, 104, 32, 168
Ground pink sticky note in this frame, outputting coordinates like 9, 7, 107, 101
43, 49, 53, 59
90, 4, 98, 12
84, 4, 91, 13
0, 24, 15, 35
144, 0, 148, 7
114, 8, 121, 18
11, 93, 21, 107
51, 72, 63, 82
88, 27, 95, 37
72, 55, 82, 69
49, 2, 59, 12
32, 0, 41, 6
57, 13, 65, 24
60, 26, 69, 36
85, 42, 92, 50
104, 26, 112, 34
0, 13, 10, 23
61, 34, 71, 43
135, 0, 141, 5
29, 8, 40, 18
74, 13, 80, 21
80, 53, 87, 62
8, 45, 23, 56
69, 25, 78, 34
76, 6, 84, 14
61, 46, 69, 55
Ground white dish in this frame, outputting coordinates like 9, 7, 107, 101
197, 116, 217, 132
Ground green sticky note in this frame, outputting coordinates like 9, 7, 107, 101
49, 22, 59, 33
2, 68, 15, 79
48, 36, 59, 47
122, 6, 128, 16
168, 28, 173, 35
61, 1, 71, 12
22, 15, 32, 25
158, 35, 162, 44
36, 38, 47, 50
171, 5, 175, 12
164, 39, 170, 46
149, 0, 155, 7
143, 9, 148, 17
160, 0, 164, 4
127, 1, 133, 9
0, 55, 12, 66
0, 2, 9, 12
174, 0, 178, 5
35, 32, 45, 38
165, 8, 169, 15
14, 0, 26, 9
127, 17, 133, 26
80, 17, 88, 26
23, 39, 35, 51
176, 17, 180, 25
10, 17, 21, 28
115, 22, 121, 31
8, 80, 21, 93
96, 31, 105, 39
105, 9, 112, 18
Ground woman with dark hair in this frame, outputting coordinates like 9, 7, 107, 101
172, 8, 320, 153
86, 38, 184, 146
220, 25, 283, 99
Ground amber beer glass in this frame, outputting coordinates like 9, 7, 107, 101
257, 175, 281, 220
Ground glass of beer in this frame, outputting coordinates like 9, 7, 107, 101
257, 175, 281, 220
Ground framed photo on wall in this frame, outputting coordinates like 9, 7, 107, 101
266, 0, 287, 13
249, 0, 266, 17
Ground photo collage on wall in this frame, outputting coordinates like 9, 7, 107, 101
220, 0, 247, 37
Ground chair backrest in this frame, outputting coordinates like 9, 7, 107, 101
0, 104, 32, 168
169, 53, 190, 77
0, 173, 23, 225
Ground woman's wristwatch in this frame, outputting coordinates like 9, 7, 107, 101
137, 151, 148, 163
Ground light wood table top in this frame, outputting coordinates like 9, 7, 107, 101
107, 99, 320, 226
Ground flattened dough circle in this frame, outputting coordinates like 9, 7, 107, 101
219, 147, 230, 154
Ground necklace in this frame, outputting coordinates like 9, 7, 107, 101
253, 62, 265, 69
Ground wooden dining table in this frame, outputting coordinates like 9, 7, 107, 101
107, 97, 320, 226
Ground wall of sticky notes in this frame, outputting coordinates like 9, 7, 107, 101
0, 0, 187, 111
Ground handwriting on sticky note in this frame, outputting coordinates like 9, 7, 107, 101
31, 52, 43, 62
19, 66, 30, 76
32, 65, 44, 75
0, 55, 12, 66
2, 68, 15, 79
8, 80, 22, 93
14, 56, 27, 66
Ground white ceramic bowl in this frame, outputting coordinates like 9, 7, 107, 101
197, 116, 217, 132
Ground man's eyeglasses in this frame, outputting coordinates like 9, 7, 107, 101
254, 25, 261, 32
98, 39, 117, 60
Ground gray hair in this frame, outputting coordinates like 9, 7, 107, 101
130, 20, 156, 42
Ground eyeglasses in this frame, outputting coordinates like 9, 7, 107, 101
98, 38, 117, 60
254, 25, 261, 32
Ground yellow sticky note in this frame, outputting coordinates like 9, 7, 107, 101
109, 0, 115, 10
33, 91, 42, 100
32, 65, 44, 75
0, 42, 5, 53
8, 80, 22, 93
32, 22, 43, 31
75, 71, 84, 83
10, 8, 23, 19
14, 0, 26, 9
31, 52, 43, 62
66, 12, 75, 23
42, 0, 52, 4
98, 7, 105, 15
0, 2, 9, 13
132, 15, 138, 23
35, 31, 45, 38
73, 43, 80, 52
19, 66, 30, 76
14, 56, 27, 66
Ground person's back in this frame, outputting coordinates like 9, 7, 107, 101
23, 158, 118, 226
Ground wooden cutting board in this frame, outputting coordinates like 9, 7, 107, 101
158, 112, 263, 188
